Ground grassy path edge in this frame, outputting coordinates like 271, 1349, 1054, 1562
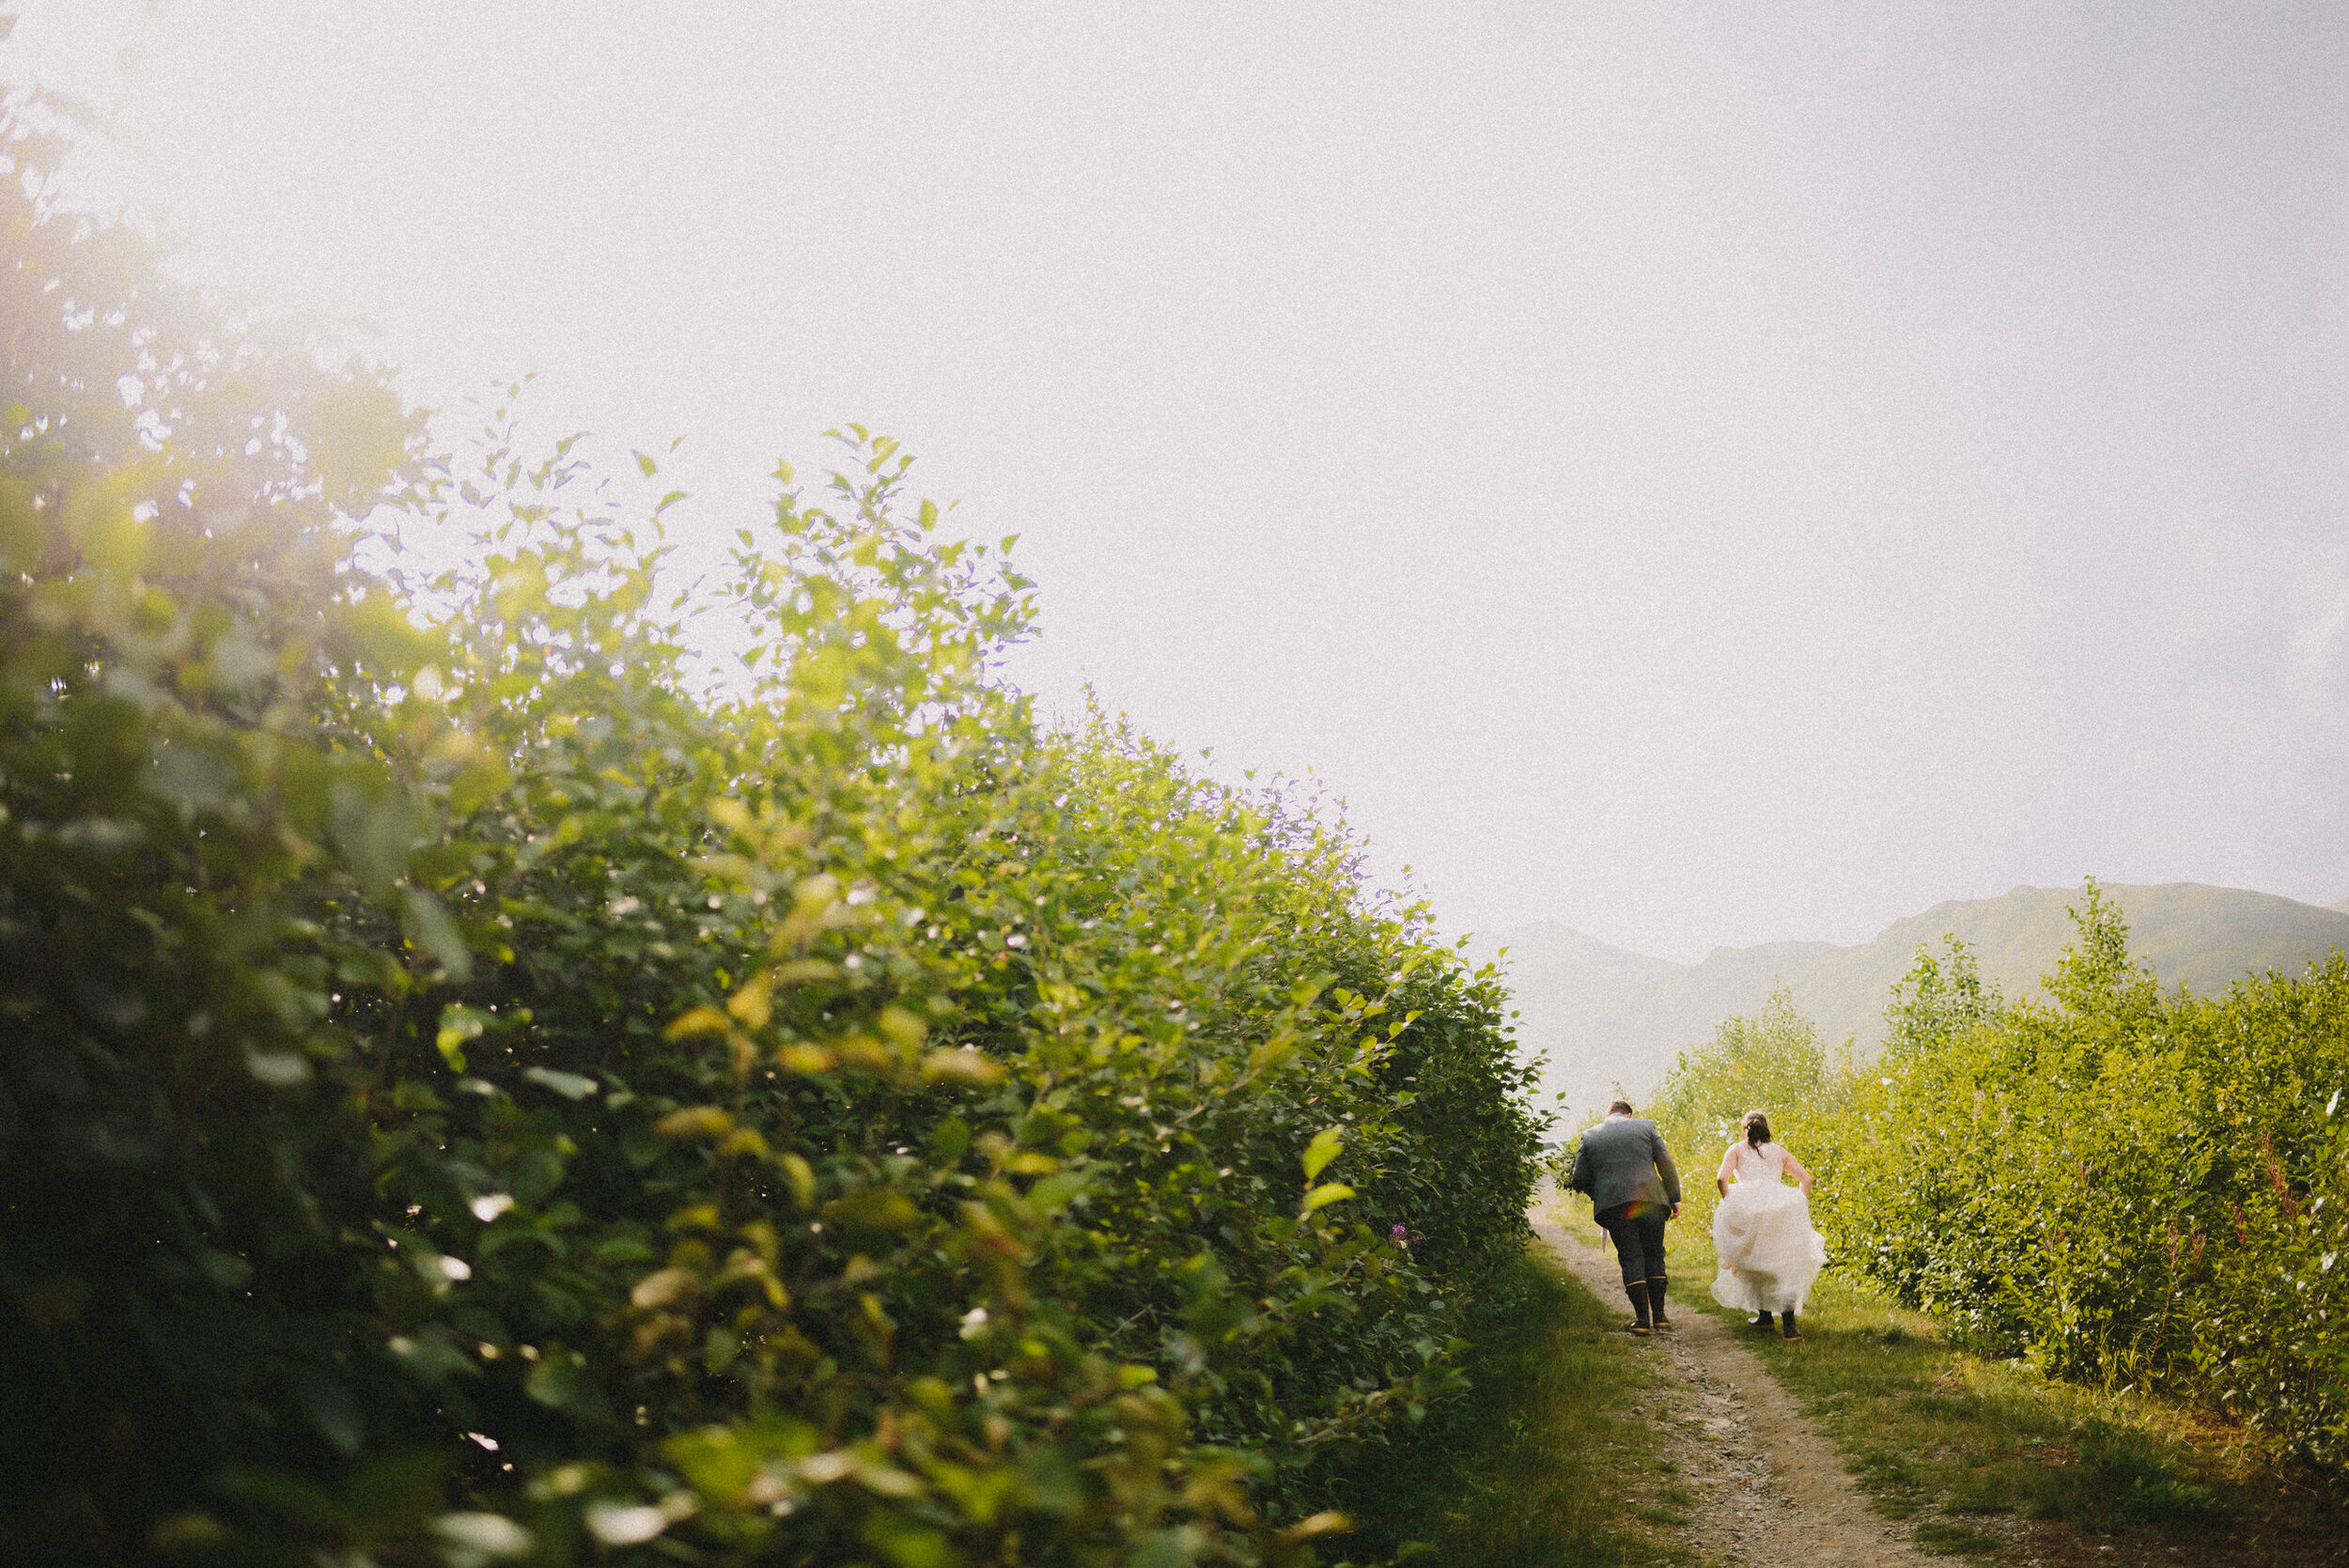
1330, 1235, 1702, 1566
1630, 1210, 2347, 1566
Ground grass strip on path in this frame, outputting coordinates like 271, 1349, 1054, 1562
1332, 1242, 1702, 1568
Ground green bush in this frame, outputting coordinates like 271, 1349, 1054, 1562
0, 95, 1541, 1566
1642, 986, 1841, 1240
1810, 885, 2349, 1478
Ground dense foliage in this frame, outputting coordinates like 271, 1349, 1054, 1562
0, 95, 1542, 1567
1809, 886, 2349, 1476
1617, 888, 2349, 1477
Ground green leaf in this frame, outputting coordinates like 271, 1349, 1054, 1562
448, 756, 512, 815
244, 1050, 313, 1088
523, 1349, 610, 1421
863, 1514, 950, 1568
402, 887, 473, 982
521, 1066, 599, 1100
929, 1115, 971, 1164
333, 784, 419, 899
621, 1122, 668, 1170
436, 1003, 489, 1073
1302, 1126, 1345, 1180
1128, 1530, 1194, 1568
434, 1513, 534, 1564
387, 1333, 479, 1391
1027, 1171, 1087, 1215
1301, 1182, 1356, 1214
196, 1249, 253, 1290
1021, 1446, 1085, 1515
291, 1371, 364, 1456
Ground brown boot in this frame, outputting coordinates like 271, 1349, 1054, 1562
1625, 1279, 1651, 1336
1780, 1310, 1801, 1341
1647, 1277, 1672, 1330
1749, 1311, 1774, 1330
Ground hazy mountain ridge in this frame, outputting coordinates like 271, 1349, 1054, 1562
1472, 883, 2349, 1121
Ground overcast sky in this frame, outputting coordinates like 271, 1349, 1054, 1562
13, 1, 2348, 961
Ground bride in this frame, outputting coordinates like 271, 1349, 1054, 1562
1709, 1110, 1827, 1340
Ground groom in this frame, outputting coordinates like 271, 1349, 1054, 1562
1566, 1098, 1682, 1335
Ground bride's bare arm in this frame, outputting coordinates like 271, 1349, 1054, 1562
1781, 1147, 1813, 1196
1715, 1144, 1738, 1198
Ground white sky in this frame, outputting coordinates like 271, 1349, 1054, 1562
12, 0, 2349, 960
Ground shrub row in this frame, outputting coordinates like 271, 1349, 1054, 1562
1641, 986, 1836, 1245
1809, 887, 2349, 1475
0, 96, 1541, 1567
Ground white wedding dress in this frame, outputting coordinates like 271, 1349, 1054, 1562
1710, 1141, 1828, 1315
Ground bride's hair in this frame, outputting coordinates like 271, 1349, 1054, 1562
1741, 1110, 1771, 1149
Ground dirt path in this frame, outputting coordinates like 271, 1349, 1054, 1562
1530, 1195, 1937, 1568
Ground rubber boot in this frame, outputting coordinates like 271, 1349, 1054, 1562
1780, 1310, 1801, 1341
1749, 1311, 1774, 1330
1625, 1279, 1651, 1336
1647, 1277, 1672, 1330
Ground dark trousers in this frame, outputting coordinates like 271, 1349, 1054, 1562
1595, 1202, 1668, 1287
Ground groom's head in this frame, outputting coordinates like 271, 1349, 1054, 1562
1606, 1098, 1635, 1118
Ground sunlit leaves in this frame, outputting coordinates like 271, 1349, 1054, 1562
437, 1004, 491, 1072
1302, 1126, 1346, 1181
1807, 893, 2349, 1474
1301, 1183, 1357, 1215
1, 85, 1541, 1563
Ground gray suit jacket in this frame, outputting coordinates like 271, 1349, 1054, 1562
1567, 1116, 1682, 1214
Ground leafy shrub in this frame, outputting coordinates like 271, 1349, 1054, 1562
0, 95, 1541, 1566
1810, 885, 2349, 1479
1642, 986, 1841, 1238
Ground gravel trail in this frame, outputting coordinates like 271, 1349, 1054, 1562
1530, 1196, 1937, 1568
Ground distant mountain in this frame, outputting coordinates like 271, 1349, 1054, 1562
1470, 883, 2349, 1124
